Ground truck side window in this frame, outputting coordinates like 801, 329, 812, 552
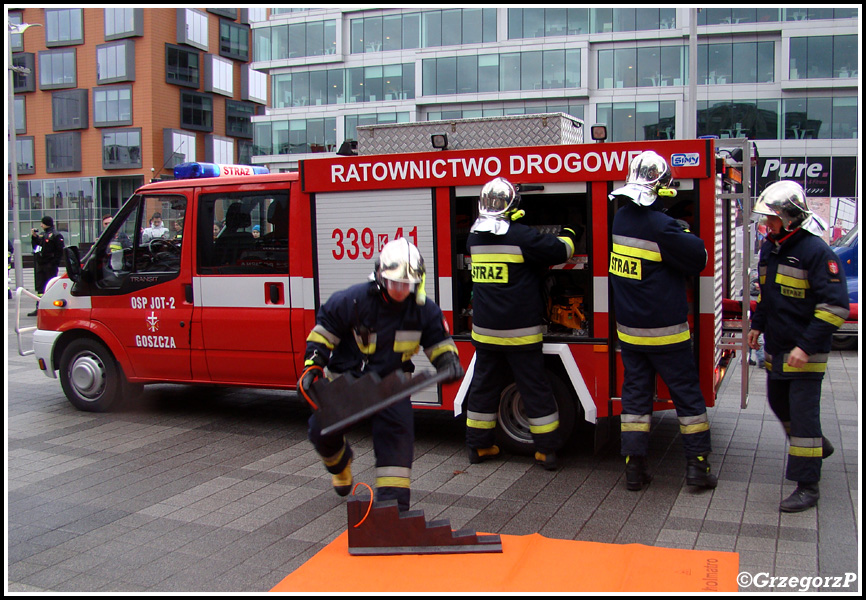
197, 192, 289, 275
96, 194, 186, 288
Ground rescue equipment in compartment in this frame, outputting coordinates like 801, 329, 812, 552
544, 272, 588, 335
173, 162, 269, 180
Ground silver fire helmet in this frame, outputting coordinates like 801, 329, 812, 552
609, 150, 673, 206
470, 177, 520, 235
753, 180, 827, 236
375, 237, 425, 284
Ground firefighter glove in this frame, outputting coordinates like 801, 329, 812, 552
433, 352, 464, 383
675, 219, 692, 233
299, 352, 327, 409
560, 224, 584, 244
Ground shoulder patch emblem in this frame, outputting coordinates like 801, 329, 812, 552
828, 260, 839, 275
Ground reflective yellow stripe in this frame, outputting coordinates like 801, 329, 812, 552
467, 418, 497, 430
529, 420, 559, 434
376, 476, 411, 488
617, 328, 690, 346
621, 422, 651, 432
393, 340, 420, 354
815, 309, 845, 327
612, 242, 662, 262
472, 253, 524, 263
427, 342, 458, 363
557, 236, 575, 258
776, 273, 810, 289
306, 331, 336, 350
322, 442, 347, 467
789, 446, 823, 457
471, 330, 543, 346
782, 362, 827, 373
680, 422, 710, 434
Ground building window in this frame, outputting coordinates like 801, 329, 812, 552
166, 44, 200, 88
52, 89, 88, 131
253, 19, 337, 61
595, 101, 676, 142
206, 135, 234, 164
789, 35, 858, 80
103, 129, 142, 169
13, 53, 36, 92
45, 9, 84, 47
423, 51, 580, 96
105, 8, 144, 40
696, 42, 775, 85
10, 12, 24, 52
97, 40, 136, 84
698, 99, 781, 140
39, 49, 77, 90
93, 86, 133, 127
599, 46, 686, 88
204, 55, 234, 97
782, 96, 859, 139
242, 65, 267, 104
208, 8, 238, 20
163, 129, 198, 168
15, 97, 26, 134
226, 100, 256, 139
178, 8, 209, 51
699, 8, 781, 25
46, 132, 82, 173
345, 112, 410, 141
272, 63, 414, 108
220, 21, 250, 61
14, 137, 35, 174
253, 118, 337, 155
181, 91, 214, 132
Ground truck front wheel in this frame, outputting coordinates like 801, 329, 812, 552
494, 370, 578, 455
59, 338, 125, 412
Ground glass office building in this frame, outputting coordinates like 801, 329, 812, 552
250, 7, 858, 226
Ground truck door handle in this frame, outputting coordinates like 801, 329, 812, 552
184, 284, 194, 304
267, 282, 284, 304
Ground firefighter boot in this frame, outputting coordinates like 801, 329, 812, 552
686, 454, 718, 489
780, 483, 819, 513
468, 445, 500, 464
625, 455, 652, 491
535, 451, 558, 471
27, 302, 38, 317
331, 458, 353, 497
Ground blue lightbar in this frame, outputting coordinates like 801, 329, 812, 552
173, 162, 269, 180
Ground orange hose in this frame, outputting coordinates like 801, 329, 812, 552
351, 482, 374, 528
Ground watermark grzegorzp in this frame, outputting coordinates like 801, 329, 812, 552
738, 571, 858, 591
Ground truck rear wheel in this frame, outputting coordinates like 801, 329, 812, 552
495, 370, 578, 456
59, 338, 126, 412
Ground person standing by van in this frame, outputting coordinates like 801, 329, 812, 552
29, 216, 64, 316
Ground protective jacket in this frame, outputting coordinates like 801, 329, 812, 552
467, 223, 574, 350
305, 281, 457, 378
609, 201, 706, 352
751, 229, 849, 379
31, 227, 64, 268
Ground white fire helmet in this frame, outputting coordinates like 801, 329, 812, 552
609, 150, 673, 206
470, 177, 521, 235
753, 180, 827, 236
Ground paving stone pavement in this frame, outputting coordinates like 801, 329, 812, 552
5, 298, 861, 593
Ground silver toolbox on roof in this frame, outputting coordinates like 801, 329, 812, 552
355, 113, 584, 155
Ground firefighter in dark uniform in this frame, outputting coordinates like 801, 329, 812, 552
608, 151, 717, 491
748, 181, 848, 513
299, 238, 463, 512
464, 177, 578, 470
29, 216, 64, 316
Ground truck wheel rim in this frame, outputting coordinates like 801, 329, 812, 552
69, 352, 106, 400
499, 384, 532, 443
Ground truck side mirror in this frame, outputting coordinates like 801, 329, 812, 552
64, 246, 82, 283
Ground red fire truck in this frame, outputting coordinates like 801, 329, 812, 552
20, 115, 754, 453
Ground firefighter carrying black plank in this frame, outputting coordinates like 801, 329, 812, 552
608, 151, 718, 491
299, 238, 462, 512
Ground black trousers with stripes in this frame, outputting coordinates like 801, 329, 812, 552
620, 345, 711, 459
766, 376, 823, 484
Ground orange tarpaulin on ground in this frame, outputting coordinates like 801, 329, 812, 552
271, 531, 738, 593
